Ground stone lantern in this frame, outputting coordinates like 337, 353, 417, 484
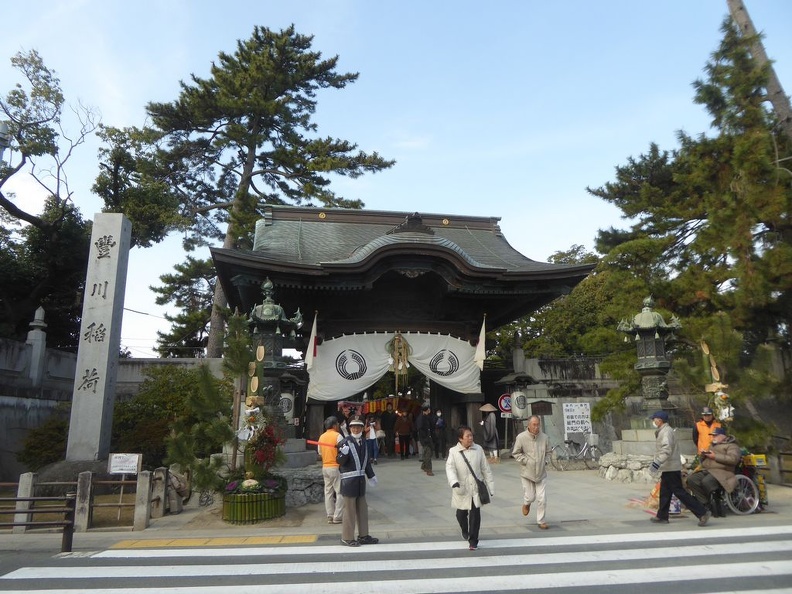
246, 278, 304, 437
617, 296, 681, 412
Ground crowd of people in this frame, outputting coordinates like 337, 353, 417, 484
317, 403, 741, 548
330, 403, 452, 464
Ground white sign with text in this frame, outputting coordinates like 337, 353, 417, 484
107, 453, 142, 475
562, 402, 592, 436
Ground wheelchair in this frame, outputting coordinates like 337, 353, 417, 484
708, 473, 761, 516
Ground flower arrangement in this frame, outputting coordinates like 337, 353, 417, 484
225, 472, 286, 495
246, 422, 287, 474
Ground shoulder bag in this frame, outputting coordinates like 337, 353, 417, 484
460, 450, 490, 505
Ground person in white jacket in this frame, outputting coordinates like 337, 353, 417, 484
511, 415, 551, 529
445, 425, 495, 550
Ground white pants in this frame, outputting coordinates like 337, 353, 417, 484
520, 476, 547, 524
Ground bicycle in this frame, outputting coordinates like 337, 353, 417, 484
550, 432, 602, 471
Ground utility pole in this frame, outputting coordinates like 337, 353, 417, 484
727, 0, 792, 142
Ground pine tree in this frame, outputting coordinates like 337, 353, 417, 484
119, 25, 395, 357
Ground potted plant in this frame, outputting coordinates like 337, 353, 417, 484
222, 409, 287, 524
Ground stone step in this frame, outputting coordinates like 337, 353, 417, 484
282, 450, 319, 469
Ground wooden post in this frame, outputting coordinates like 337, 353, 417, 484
61, 493, 76, 553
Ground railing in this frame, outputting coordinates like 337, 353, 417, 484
0, 493, 76, 552
4, 470, 169, 534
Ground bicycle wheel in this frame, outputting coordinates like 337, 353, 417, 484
725, 474, 760, 515
550, 445, 571, 471
584, 446, 603, 469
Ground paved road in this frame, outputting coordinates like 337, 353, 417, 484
2, 524, 792, 593
2, 458, 791, 592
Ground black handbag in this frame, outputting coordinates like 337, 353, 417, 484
460, 451, 490, 505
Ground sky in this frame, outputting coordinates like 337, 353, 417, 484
2, 1, 791, 358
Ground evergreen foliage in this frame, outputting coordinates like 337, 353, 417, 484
510, 18, 792, 441
15, 404, 69, 471
0, 51, 96, 348
150, 256, 216, 358
110, 365, 199, 468
164, 365, 235, 492
102, 25, 395, 357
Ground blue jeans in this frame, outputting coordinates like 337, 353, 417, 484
366, 438, 379, 460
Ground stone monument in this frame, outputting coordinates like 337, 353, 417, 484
66, 214, 131, 461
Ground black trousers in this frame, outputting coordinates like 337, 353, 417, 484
658, 470, 707, 520
398, 434, 411, 458
456, 503, 481, 547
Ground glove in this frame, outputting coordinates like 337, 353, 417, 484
339, 443, 350, 455
451, 482, 460, 488
368, 476, 378, 487
650, 461, 660, 474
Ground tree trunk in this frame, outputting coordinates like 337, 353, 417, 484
205, 138, 259, 359
727, 0, 792, 142
206, 281, 227, 358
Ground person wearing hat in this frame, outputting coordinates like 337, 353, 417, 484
692, 406, 722, 454
648, 411, 712, 527
336, 414, 379, 547
686, 427, 741, 517
416, 405, 435, 476
480, 403, 500, 463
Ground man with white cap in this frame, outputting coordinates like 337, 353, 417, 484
337, 414, 379, 546
649, 410, 712, 527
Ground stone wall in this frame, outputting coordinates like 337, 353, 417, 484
597, 452, 657, 484
277, 465, 324, 507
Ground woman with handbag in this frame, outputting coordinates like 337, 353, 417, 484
445, 425, 495, 550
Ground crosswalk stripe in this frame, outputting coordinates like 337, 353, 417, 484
5, 540, 792, 580
91, 523, 792, 558
2, 561, 791, 594
3, 526, 791, 594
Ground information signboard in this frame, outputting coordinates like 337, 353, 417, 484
562, 402, 592, 435
107, 453, 142, 475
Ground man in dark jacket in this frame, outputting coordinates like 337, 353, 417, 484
337, 415, 379, 547
416, 405, 435, 476
380, 402, 397, 457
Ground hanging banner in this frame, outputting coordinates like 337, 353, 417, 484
307, 332, 481, 401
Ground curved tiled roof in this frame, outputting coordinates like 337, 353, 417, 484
248, 206, 589, 277
330, 232, 496, 269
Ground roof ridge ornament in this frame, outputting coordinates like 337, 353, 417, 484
387, 212, 435, 235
